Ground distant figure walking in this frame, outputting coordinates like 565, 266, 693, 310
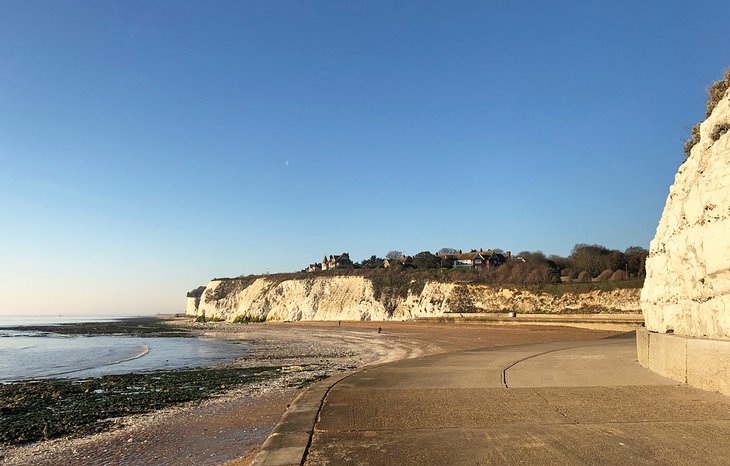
338, 320, 341, 326
378, 327, 382, 334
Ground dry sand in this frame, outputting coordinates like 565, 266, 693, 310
1, 320, 620, 466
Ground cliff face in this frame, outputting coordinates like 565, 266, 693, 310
186, 276, 640, 322
641, 83, 730, 339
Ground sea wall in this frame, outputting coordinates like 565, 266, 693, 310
185, 275, 640, 322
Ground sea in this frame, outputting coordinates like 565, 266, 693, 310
0, 315, 247, 382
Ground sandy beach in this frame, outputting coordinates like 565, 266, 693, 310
1, 319, 620, 465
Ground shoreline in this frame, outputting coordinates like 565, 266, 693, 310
0, 316, 250, 383
2, 318, 622, 465
0, 316, 194, 338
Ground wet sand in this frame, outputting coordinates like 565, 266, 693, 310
1, 320, 620, 465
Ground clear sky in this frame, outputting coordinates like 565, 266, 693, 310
1, 1, 728, 315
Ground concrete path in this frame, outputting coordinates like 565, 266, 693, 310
253, 333, 730, 465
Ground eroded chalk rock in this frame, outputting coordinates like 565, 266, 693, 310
641, 81, 730, 339
186, 275, 640, 322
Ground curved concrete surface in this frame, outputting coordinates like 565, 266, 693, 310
253, 333, 730, 465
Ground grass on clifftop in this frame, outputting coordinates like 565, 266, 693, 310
206, 269, 643, 304
684, 68, 730, 159
514, 277, 643, 296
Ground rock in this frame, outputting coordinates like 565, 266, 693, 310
186, 276, 640, 322
641, 80, 730, 339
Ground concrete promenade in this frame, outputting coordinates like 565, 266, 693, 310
253, 333, 730, 465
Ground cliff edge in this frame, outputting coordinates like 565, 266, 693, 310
641, 75, 730, 339
638, 71, 730, 395
186, 275, 640, 322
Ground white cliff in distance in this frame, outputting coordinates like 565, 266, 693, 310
186, 275, 640, 322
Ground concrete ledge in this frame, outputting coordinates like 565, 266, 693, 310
636, 326, 649, 367
647, 331, 687, 382
250, 372, 351, 466
636, 328, 730, 396
416, 313, 644, 332
687, 338, 730, 395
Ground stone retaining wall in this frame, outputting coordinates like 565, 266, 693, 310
636, 328, 730, 395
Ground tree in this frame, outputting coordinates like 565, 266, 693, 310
385, 250, 403, 261
412, 251, 440, 269
570, 243, 611, 277
548, 254, 573, 276
518, 250, 546, 264
361, 255, 385, 269
437, 247, 459, 255
624, 246, 649, 277
607, 250, 627, 273
506, 250, 557, 284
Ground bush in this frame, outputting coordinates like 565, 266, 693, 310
684, 123, 701, 159
186, 286, 206, 298
684, 69, 730, 160
595, 269, 614, 282
610, 270, 627, 281
576, 271, 591, 283
705, 69, 730, 118
711, 123, 729, 142
232, 315, 265, 324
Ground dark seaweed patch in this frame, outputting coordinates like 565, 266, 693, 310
0, 366, 281, 447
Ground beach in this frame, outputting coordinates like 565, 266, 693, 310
1, 318, 620, 465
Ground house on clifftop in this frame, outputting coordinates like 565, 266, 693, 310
443, 250, 511, 269
321, 253, 353, 270
383, 255, 414, 269
453, 252, 487, 268
306, 263, 322, 273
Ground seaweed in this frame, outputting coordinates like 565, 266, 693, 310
0, 366, 282, 447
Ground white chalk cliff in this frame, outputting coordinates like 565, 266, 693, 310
186, 276, 640, 322
641, 84, 730, 339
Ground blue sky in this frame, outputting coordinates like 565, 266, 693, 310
1, 1, 728, 315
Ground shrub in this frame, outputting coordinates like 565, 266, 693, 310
684, 69, 730, 160
205, 276, 258, 301
711, 123, 729, 142
186, 286, 206, 298
705, 69, 730, 118
595, 269, 613, 282
576, 271, 591, 283
610, 270, 627, 281
233, 315, 266, 324
526, 264, 550, 283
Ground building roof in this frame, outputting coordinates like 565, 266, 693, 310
455, 252, 485, 260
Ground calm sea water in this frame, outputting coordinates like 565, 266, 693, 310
0, 315, 247, 382
0, 314, 132, 326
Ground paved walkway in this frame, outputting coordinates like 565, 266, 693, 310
253, 333, 730, 465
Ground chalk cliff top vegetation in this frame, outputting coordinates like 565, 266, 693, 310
194, 243, 647, 302
684, 69, 730, 158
